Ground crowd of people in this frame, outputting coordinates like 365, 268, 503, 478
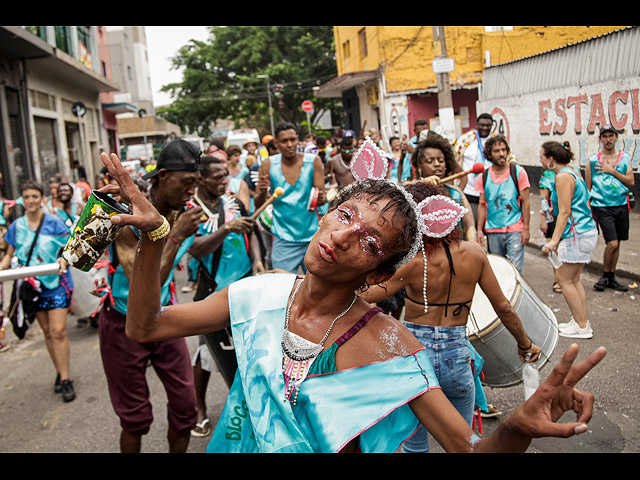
0, 113, 629, 453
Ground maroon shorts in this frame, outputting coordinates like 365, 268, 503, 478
98, 303, 197, 436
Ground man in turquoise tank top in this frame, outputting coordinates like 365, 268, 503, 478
586, 125, 635, 292
475, 135, 531, 274
255, 122, 327, 274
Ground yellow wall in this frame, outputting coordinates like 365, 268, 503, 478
334, 26, 629, 94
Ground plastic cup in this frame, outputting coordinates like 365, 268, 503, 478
62, 190, 132, 271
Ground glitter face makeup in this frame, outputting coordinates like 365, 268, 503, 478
333, 204, 384, 258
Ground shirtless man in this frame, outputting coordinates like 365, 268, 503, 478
324, 135, 356, 189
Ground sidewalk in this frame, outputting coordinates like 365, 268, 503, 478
527, 193, 640, 283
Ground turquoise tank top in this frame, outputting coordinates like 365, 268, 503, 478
270, 153, 319, 242
588, 151, 630, 207
108, 226, 192, 314
551, 167, 596, 239
483, 165, 523, 230
198, 195, 252, 292
10, 214, 71, 290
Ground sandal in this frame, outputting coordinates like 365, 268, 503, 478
191, 418, 211, 437
553, 282, 562, 294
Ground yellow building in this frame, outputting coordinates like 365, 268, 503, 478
317, 26, 628, 144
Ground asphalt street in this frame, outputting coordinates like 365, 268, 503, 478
0, 195, 638, 454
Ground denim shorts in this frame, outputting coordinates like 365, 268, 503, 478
558, 228, 598, 264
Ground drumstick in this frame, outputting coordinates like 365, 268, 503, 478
439, 162, 485, 184
251, 187, 285, 220
192, 194, 215, 222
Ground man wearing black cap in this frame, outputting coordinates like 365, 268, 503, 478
586, 125, 635, 292
98, 139, 204, 452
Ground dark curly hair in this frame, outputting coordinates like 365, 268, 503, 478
483, 134, 510, 161
412, 132, 461, 178
329, 179, 419, 276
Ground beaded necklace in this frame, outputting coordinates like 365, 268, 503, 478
281, 278, 357, 404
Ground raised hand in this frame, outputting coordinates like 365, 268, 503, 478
510, 344, 607, 439
100, 152, 164, 232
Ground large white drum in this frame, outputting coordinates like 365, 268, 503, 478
466, 254, 558, 387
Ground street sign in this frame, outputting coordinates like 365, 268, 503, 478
72, 101, 86, 117
301, 100, 314, 112
432, 57, 455, 74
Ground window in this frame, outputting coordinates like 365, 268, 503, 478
358, 28, 368, 58
24, 26, 46, 40
342, 40, 351, 59
55, 26, 72, 54
77, 26, 91, 49
29, 89, 56, 111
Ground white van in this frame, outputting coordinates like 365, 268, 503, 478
126, 143, 154, 162
182, 136, 205, 152
226, 129, 260, 150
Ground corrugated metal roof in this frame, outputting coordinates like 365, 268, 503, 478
480, 26, 640, 100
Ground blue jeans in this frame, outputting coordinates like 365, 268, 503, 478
486, 230, 525, 274
402, 324, 475, 454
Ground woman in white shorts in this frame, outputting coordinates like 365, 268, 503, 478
540, 141, 598, 339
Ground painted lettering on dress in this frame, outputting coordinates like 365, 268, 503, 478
225, 400, 249, 441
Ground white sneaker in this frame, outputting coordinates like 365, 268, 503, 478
558, 319, 593, 339
558, 317, 575, 333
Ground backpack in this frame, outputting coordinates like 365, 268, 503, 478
483, 163, 520, 199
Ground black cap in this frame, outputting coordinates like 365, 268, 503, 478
142, 139, 202, 180
599, 124, 619, 136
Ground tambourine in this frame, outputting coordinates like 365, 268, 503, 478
307, 187, 319, 212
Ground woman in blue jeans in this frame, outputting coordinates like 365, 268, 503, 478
361, 182, 541, 453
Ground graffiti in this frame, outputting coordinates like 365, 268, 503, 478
539, 89, 640, 136
490, 107, 510, 143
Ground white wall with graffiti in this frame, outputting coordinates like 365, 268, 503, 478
479, 79, 640, 170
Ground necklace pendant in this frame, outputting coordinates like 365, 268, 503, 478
281, 331, 323, 404
282, 354, 316, 404
281, 279, 358, 404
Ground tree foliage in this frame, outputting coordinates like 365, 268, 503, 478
156, 26, 341, 138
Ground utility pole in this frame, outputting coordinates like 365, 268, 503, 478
257, 74, 275, 137
432, 26, 456, 140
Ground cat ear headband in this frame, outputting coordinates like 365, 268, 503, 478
349, 137, 468, 311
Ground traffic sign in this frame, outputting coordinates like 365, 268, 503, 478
301, 100, 314, 112
72, 101, 86, 117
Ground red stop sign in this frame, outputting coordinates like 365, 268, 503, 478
301, 100, 314, 112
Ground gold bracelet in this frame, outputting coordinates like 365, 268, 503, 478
146, 216, 171, 241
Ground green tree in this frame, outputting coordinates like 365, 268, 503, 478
156, 26, 341, 138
